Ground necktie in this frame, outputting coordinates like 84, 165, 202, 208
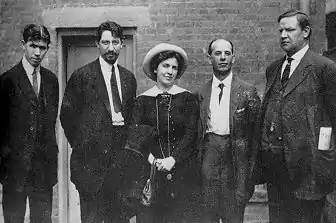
110, 66, 122, 113
218, 83, 224, 104
281, 57, 294, 86
32, 68, 39, 96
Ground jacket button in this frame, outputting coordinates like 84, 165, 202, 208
278, 137, 282, 140
30, 127, 34, 131
30, 111, 34, 115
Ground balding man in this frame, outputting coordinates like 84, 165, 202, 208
196, 39, 260, 223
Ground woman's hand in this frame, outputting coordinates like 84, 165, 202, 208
156, 156, 176, 171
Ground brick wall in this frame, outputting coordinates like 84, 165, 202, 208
0, 0, 327, 94
136, 0, 295, 94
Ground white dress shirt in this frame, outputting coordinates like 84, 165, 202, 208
281, 44, 309, 78
207, 71, 232, 135
99, 56, 124, 125
22, 56, 41, 93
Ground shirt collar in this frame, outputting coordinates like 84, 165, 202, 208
212, 71, 232, 88
140, 85, 189, 97
288, 44, 309, 62
22, 55, 40, 75
99, 56, 118, 70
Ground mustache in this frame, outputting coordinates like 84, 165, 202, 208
31, 57, 41, 62
105, 51, 118, 56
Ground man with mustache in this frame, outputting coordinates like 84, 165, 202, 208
0, 24, 59, 222
60, 21, 137, 223
260, 9, 336, 222
196, 39, 260, 222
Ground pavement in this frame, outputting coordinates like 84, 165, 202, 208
0, 184, 269, 223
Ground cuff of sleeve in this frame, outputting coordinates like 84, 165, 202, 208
148, 153, 155, 164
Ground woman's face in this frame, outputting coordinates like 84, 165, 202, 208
155, 57, 179, 89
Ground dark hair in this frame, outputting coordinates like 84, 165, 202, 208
150, 50, 184, 79
278, 9, 311, 38
22, 24, 51, 45
97, 21, 124, 42
208, 39, 234, 55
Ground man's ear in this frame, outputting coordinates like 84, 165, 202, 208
303, 26, 311, 39
232, 54, 236, 64
120, 39, 124, 48
207, 54, 212, 65
21, 40, 26, 50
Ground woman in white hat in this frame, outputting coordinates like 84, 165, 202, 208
128, 43, 200, 222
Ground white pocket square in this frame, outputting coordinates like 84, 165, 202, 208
236, 107, 245, 113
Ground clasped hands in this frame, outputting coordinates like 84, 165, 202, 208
148, 153, 176, 171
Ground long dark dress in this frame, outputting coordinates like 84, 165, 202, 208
131, 89, 200, 223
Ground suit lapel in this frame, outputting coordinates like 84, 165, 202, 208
39, 68, 50, 108
283, 50, 312, 97
230, 76, 241, 115
200, 79, 212, 126
265, 58, 285, 96
118, 65, 127, 111
230, 76, 241, 129
17, 62, 37, 107
93, 59, 112, 118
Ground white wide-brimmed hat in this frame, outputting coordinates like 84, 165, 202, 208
142, 43, 188, 81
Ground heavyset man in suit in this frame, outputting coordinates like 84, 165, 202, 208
196, 39, 260, 223
60, 21, 137, 223
321, 36, 336, 222
260, 9, 336, 222
0, 24, 59, 223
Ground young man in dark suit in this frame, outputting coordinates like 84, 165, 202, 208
260, 9, 336, 222
60, 21, 137, 223
196, 39, 260, 223
0, 24, 59, 223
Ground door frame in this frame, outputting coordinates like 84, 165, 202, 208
56, 27, 137, 223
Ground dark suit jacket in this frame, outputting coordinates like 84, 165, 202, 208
60, 58, 137, 194
0, 61, 59, 191
321, 49, 336, 222
196, 75, 261, 205
260, 49, 336, 199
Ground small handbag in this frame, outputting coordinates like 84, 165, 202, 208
141, 158, 157, 206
